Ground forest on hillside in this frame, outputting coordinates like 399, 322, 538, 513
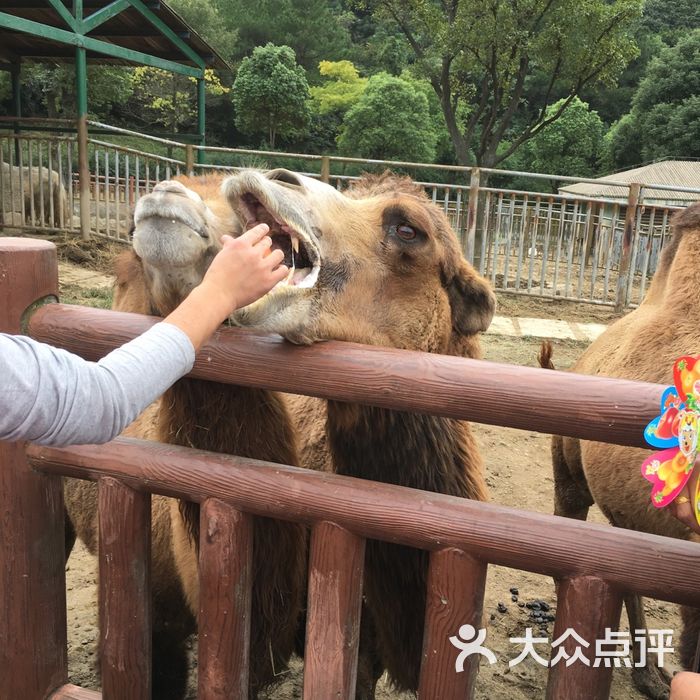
1, 0, 698, 180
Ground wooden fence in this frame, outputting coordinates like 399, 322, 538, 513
2, 238, 700, 700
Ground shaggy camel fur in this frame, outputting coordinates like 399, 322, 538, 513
1, 162, 68, 227
542, 202, 700, 699
66, 169, 495, 698
64, 176, 307, 699
224, 169, 495, 693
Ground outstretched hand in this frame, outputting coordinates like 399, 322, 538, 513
202, 224, 289, 313
163, 223, 289, 352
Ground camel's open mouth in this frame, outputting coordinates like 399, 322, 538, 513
239, 192, 320, 290
224, 170, 322, 292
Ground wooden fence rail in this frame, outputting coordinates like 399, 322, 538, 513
2, 238, 698, 700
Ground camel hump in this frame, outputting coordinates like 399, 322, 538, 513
671, 201, 700, 234
538, 340, 555, 370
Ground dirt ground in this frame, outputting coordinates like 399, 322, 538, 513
55, 259, 680, 699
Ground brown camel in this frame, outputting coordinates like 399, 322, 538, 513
66, 168, 495, 697
223, 168, 495, 693
541, 202, 700, 700
64, 175, 308, 699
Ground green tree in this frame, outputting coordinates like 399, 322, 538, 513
232, 43, 311, 148
217, 0, 353, 72
21, 65, 133, 119
359, 0, 641, 169
129, 68, 229, 133
603, 29, 700, 168
168, 0, 238, 62
515, 98, 604, 179
310, 60, 367, 114
337, 72, 437, 161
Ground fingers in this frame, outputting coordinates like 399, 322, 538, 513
669, 498, 700, 535
271, 263, 290, 283
266, 248, 285, 268
237, 223, 270, 246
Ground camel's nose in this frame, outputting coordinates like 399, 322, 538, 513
266, 169, 303, 188
152, 180, 203, 204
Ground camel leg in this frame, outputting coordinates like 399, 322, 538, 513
552, 436, 593, 520
355, 602, 382, 700
623, 594, 671, 700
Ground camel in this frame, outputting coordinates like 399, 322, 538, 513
64, 175, 308, 699
1, 162, 69, 228
65, 168, 495, 697
540, 201, 700, 699
223, 168, 495, 692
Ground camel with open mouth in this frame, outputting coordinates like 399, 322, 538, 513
223, 168, 494, 694
65, 167, 496, 697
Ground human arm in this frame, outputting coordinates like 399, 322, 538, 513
0, 224, 287, 446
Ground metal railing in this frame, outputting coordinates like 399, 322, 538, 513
1, 120, 698, 309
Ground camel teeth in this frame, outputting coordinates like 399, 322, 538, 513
291, 237, 299, 254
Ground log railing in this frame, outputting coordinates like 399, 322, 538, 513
1, 238, 696, 700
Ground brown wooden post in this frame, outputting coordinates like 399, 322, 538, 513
185, 144, 195, 177
198, 499, 254, 700
49, 684, 102, 700
615, 182, 641, 311
419, 549, 487, 700
465, 168, 481, 264
545, 575, 623, 700
320, 155, 330, 184
98, 477, 152, 699
77, 115, 91, 241
0, 238, 67, 698
303, 521, 365, 700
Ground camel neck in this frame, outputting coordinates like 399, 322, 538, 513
325, 402, 487, 500
656, 233, 700, 309
159, 378, 299, 467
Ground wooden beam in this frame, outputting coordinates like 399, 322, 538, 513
81, 0, 130, 34
27, 437, 700, 609
28, 304, 663, 449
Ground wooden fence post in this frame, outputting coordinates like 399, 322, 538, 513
615, 183, 642, 311
419, 549, 487, 700
546, 575, 623, 700
303, 521, 365, 699
320, 156, 330, 184
198, 499, 254, 700
0, 238, 67, 697
98, 477, 152, 699
465, 168, 481, 264
185, 144, 195, 177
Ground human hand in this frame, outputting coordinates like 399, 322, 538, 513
670, 671, 700, 699
201, 224, 289, 314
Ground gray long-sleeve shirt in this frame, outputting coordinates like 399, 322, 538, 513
0, 322, 195, 446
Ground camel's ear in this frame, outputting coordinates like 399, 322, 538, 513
446, 260, 496, 335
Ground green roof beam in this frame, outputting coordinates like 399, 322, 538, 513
128, 0, 205, 68
47, 0, 78, 31
81, 0, 130, 34
0, 11, 201, 77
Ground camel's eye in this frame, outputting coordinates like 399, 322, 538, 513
396, 224, 416, 240
389, 223, 419, 242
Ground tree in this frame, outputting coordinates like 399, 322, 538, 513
216, 0, 353, 72
168, 0, 238, 62
129, 68, 229, 133
310, 60, 367, 115
337, 72, 437, 161
603, 29, 700, 168
359, 0, 641, 169
232, 44, 311, 148
21, 65, 133, 119
515, 98, 604, 179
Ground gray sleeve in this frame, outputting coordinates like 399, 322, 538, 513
0, 322, 195, 446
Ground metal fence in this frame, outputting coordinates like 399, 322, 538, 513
1, 121, 698, 309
